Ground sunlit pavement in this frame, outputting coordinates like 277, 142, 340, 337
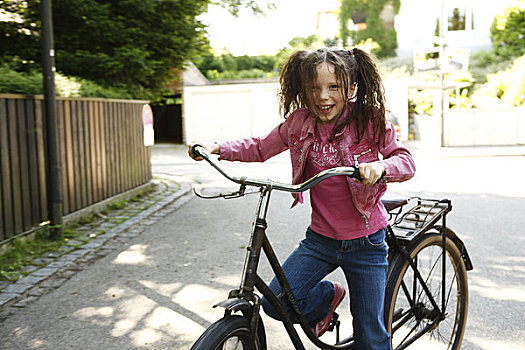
0, 142, 523, 349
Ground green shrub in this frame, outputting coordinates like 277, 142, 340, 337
0, 68, 43, 95
471, 54, 525, 107
0, 66, 137, 99
195, 53, 279, 80
490, 2, 525, 59
205, 68, 278, 81
469, 50, 515, 83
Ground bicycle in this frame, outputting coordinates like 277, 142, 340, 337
189, 145, 473, 350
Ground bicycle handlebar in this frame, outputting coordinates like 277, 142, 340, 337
191, 144, 362, 193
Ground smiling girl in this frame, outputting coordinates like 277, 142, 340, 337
189, 47, 415, 349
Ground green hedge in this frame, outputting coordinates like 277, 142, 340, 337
490, 2, 525, 59
0, 67, 137, 99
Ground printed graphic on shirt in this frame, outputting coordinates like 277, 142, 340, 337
310, 140, 341, 168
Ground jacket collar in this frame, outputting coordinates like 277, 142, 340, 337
299, 110, 317, 140
298, 103, 353, 141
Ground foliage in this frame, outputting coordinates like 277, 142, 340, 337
273, 34, 324, 70
0, 0, 276, 97
0, 67, 43, 95
0, 230, 64, 282
220, 0, 276, 16
195, 35, 323, 81
206, 68, 278, 81
0, 65, 134, 99
490, 2, 525, 59
0, 0, 207, 99
469, 50, 515, 83
471, 54, 525, 107
354, 38, 381, 55
339, 0, 400, 57
195, 52, 279, 80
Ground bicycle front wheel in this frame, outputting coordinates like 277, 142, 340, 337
190, 315, 266, 350
385, 231, 468, 350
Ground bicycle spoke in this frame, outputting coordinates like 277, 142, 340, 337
398, 319, 422, 347
393, 308, 416, 333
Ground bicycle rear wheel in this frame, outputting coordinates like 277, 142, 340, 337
384, 231, 468, 350
190, 315, 266, 350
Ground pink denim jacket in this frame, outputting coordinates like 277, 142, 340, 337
219, 105, 416, 220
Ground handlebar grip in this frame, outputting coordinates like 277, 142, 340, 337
191, 144, 206, 158
352, 166, 363, 181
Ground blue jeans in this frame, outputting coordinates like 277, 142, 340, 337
261, 227, 391, 350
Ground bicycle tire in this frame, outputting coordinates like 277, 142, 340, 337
384, 231, 468, 350
190, 315, 267, 350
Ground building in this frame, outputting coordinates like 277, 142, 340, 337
395, 0, 518, 57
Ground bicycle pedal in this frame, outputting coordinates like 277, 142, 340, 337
326, 312, 340, 332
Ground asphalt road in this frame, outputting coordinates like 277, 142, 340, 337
0, 143, 524, 350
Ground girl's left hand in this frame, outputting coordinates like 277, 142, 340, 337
358, 162, 386, 186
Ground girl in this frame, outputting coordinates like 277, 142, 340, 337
189, 47, 415, 350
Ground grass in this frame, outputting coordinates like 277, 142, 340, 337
0, 184, 163, 283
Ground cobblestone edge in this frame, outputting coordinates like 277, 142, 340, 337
0, 179, 192, 321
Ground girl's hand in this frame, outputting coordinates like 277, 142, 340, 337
358, 162, 385, 186
188, 142, 220, 161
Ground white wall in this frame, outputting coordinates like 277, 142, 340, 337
384, 79, 409, 140
444, 107, 525, 146
183, 80, 410, 144
183, 83, 282, 144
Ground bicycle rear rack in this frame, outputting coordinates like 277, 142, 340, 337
390, 198, 451, 241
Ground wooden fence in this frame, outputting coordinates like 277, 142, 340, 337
0, 94, 152, 242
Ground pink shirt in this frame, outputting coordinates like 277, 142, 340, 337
305, 122, 388, 240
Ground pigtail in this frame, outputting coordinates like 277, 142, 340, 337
350, 48, 387, 146
279, 50, 308, 117
278, 47, 387, 147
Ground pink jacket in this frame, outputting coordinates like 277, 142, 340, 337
219, 105, 416, 219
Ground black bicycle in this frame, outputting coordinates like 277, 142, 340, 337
189, 145, 473, 350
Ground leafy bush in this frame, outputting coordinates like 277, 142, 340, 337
205, 68, 278, 81
490, 2, 525, 59
0, 68, 43, 95
195, 53, 279, 80
471, 54, 525, 107
469, 50, 515, 83
0, 66, 136, 99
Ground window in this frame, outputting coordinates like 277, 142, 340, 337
447, 7, 476, 31
448, 8, 466, 31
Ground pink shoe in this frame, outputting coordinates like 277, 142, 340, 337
312, 282, 346, 338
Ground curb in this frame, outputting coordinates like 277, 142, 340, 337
0, 179, 193, 317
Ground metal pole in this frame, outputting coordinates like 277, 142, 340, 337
41, 0, 63, 240
439, 0, 446, 147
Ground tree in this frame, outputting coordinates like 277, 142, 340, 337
0, 0, 273, 98
490, 2, 525, 59
273, 34, 324, 69
339, 0, 400, 57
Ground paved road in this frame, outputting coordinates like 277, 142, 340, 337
0, 143, 524, 349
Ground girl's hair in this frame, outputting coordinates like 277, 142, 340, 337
279, 47, 386, 145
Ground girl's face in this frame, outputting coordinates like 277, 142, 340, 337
311, 62, 351, 124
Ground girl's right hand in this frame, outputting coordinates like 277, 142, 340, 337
188, 142, 220, 161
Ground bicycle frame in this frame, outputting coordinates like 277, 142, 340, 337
218, 185, 353, 350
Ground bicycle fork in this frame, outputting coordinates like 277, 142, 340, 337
213, 187, 272, 350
